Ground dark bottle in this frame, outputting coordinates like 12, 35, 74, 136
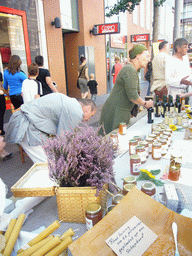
162, 95, 168, 117
168, 95, 174, 113
155, 95, 161, 117
148, 107, 154, 123
175, 95, 181, 113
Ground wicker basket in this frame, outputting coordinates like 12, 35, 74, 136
55, 185, 108, 223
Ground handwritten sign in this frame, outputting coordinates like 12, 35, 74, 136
105, 216, 158, 256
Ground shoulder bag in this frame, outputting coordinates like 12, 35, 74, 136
77, 65, 86, 89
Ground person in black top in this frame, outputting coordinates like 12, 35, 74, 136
35, 55, 58, 96
87, 73, 98, 103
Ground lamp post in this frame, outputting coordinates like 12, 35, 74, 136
173, 0, 181, 43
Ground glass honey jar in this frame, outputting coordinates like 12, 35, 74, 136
146, 137, 154, 154
133, 135, 142, 142
119, 122, 127, 135
110, 132, 118, 149
141, 182, 156, 199
130, 154, 141, 176
123, 184, 135, 195
129, 139, 138, 155
135, 145, 146, 164
170, 151, 182, 169
157, 138, 168, 156
112, 194, 124, 205
85, 203, 102, 230
152, 142, 162, 160
123, 176, 137, 185
168, 166, 180, 181
139, 140, 149, 158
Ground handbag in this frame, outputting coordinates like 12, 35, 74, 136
131, 104, 139, 117
77, 65, 86, 89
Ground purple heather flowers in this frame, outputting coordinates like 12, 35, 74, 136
42, 125, 115, 195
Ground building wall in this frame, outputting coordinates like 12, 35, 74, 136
0, 0, 40, 62
64, 0, 107, 97
42, 0, 66, 94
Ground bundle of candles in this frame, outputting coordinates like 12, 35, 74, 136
0, 214, 75, 256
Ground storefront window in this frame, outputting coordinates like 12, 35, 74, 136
0, 12, 28, 75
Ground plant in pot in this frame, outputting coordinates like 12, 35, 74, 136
42, 124, 115, 223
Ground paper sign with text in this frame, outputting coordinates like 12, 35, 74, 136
105, 216, 158, 256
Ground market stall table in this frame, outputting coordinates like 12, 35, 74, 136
3, 113, 192, 255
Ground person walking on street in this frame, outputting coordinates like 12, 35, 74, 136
100, 44, 153, 134
111, 56, 123, 85
35, 55, 58, 96
150, 40, 170, 101
3, 55, 27, 109
78, 56, 89, 99
87, 73, 98, 103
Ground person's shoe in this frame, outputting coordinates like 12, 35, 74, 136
0, 153, 13, 161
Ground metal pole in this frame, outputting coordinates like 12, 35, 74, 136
173, 0, 181, 43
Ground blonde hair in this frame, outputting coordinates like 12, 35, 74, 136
90, 73, 95, 79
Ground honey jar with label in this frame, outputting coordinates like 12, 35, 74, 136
135, 145, 146, 164
119, 122, 127, 135
129, 139, 138, 155
85, 203, 102, 230
158, 138, 168, 156
152, 142, 162, 160
139, 140, 149, 158
130, 154, 141, 176
110, 132, 118, 149
133, 135, 142, 142
146, 137, 154, 154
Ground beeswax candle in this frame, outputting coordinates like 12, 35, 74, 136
60, 228, 74, 241
3, 214, 25, 256
31, 235, 61, 256
45, 236, 73, 256
17, 235, 54, 256
4, 219, 17, 243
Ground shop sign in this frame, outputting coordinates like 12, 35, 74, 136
110, 35, 127, 49
131, 34, 150, 42
92, 23, 120, 35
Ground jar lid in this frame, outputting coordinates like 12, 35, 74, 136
171, 150, 182, 158
160, 134, 168, 139
153, 131, 160, 135
165, 128, 172, 133
86, 203, 101, 214
129, 139, 137, 143
120, 122, 126, 125
141, 182, 155, 191
130, 154, 140, 160
157, 138, 167, 143
152, 142, 161, 147
170, 166, 178, 171
124, 176, 136, 183
111, 132, 118, 136
146, 137, 154, 142
133, 136, 141, 139
123, 184, 135, 192
140, 141, 148, 146
136, 145, 144, 150
113, 194, 124, 204
148, 134, 156, 138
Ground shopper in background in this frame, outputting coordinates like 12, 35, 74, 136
87, 73, 98, 103
78, 56, 89, 99
100, 44, 153, 134
35, 55, 58, 96
21, 63, 43, 103
0, 72, 6, 136
3, 55, 27, 109
111, 56, 123, 85
150, 40, 169, 101
166, 38, 192, 101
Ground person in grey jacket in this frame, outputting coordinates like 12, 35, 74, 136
5, 93, 96, 163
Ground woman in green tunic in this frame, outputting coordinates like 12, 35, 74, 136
100, 44, 154, 134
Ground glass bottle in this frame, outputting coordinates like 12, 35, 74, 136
162, 94, 168, 118
155, 95, 161, 117
175, 95, 181, 113
147, 107, 154, 123
169, 95, 174, 113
